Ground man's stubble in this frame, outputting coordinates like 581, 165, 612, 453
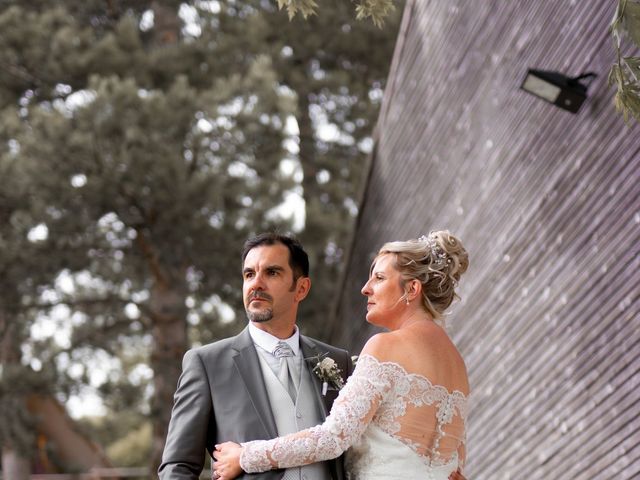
246, 308, 273, 323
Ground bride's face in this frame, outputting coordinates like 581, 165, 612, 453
361, 254, 406, 327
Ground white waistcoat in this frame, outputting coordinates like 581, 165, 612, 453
257, 353, 332, 480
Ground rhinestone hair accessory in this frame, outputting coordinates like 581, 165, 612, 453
418, 233, 449, 267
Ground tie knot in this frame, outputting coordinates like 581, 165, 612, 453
273, 341, 294, 358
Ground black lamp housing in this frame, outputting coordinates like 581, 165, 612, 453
521, 69, 597, 114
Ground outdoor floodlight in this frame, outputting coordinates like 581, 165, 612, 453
521, 69, 597, 114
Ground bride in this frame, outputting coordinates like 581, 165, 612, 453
214, 231, 470, 480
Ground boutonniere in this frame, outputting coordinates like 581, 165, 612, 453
307, 353, 344, 396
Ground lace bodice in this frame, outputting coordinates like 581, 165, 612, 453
240, 354, 468, 474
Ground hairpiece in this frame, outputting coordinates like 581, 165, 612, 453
418, 233, 448, 267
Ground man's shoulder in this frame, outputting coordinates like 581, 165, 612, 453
186, 329, 247, 359
303, 335, 349, 356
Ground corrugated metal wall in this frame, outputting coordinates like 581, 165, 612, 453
330, 1, 640, 478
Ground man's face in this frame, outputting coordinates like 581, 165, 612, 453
242, 244, 299, 324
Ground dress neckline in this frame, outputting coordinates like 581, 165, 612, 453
357, 353, 469, 399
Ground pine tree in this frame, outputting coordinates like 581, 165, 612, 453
0, 133, 60, 478
225, 0, 403, 337
0, 0, 402, 473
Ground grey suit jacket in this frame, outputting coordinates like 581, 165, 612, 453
159, 326, 353, 480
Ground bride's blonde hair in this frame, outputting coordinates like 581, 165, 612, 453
377, 230, 469, 322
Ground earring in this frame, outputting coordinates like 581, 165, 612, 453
405, 297, 410, 305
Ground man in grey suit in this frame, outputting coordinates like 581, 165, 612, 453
159, 233, 353, 480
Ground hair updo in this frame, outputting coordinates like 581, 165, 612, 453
377, 230, 469, 322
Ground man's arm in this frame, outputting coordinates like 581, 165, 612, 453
158, 349, 215, 479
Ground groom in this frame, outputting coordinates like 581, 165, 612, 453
159, 233, 353, 480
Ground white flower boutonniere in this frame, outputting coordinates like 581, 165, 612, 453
309, 354, 344, 396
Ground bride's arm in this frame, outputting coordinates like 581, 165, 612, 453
240, 352, 392, 472
457, 441, 466, 468
228, 334, 394, 474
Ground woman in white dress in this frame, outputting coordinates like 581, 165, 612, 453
214, 231, 470, 480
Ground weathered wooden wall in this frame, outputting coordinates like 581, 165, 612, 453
330, 1, 640, 478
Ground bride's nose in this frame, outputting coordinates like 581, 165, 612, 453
361, 279, 372, 296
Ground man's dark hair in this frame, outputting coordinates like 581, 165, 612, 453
242, 232, 310, 280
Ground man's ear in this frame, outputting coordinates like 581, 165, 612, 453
295, 277, 311, 302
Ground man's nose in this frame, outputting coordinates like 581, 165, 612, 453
249, 272, 266, 290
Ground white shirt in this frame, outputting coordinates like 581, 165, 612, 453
248, 322, 301, 380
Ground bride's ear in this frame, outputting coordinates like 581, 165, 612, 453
407, 279, 422, 301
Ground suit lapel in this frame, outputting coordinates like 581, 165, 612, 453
300, 335, 330, 419
231, 327, 278, 438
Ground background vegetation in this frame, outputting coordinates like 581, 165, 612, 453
0, 0, 402, 475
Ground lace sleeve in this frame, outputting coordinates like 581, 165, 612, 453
240, 355, 393, 473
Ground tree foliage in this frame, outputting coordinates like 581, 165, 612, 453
0, 0, 402, 473
610, 0, 640, 123
277, 0, 397, 27
0, 113, 63, 467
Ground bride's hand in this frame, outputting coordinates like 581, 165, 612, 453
212, 442, 243, 480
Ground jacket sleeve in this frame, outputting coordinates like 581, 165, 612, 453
158, 349, 216, 479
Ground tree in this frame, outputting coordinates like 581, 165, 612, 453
275, 0, 397, 27
0, 124, 60, 479
0, 159, 37, 480
3, 3, 295, 471
610, 0, 640, 123
0, 0, 402, 473
223, 0, 403, 337
15, 70, 294, 472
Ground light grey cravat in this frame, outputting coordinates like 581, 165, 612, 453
273, 341, 298, 402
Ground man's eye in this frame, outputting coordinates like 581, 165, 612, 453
244, 272, 254, 279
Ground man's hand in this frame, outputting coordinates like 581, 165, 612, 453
449, 468, 467, 480
212, 442, 243, 480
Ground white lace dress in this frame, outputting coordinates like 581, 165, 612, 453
240, 354, 468, 480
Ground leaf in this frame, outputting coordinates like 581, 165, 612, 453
608, 64, 619, 86
612, 76, 640, 124
609, 2, 640, 123
622, 0, 640, 47
276, 0, 318, 20
623, 56, 640, 77
355, 0, 396, 28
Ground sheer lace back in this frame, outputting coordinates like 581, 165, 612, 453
358, 354, 468, 466
239, 353, 468, 475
